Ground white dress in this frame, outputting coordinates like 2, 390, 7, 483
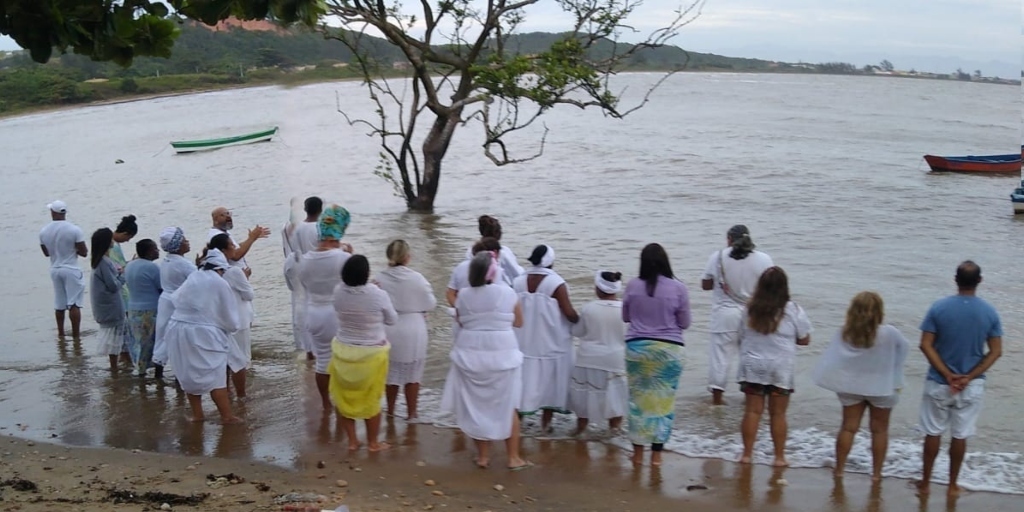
447, 258, 508, 341
440, 284, 524, 441
153, 254, 196, 366
298, 249, 350, 373
737, 302, 813, 390
812, 325, 909, 397
222, 266, 255, 372
376, 265, 437, 385
163, 270, 242, 395
567, 300, 629, 422
513, 267, 574, 413
282, 221, 318, 352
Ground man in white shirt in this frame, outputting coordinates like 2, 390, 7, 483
39, 200, 88, 338
283, 196, 323, 358
207, 206, 271, 270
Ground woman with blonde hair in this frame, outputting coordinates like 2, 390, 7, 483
737, 266, 811, 467
812, 291, 909, 481
376, 239, 437, 421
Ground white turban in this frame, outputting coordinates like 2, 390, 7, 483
538, 245, 555, 268
595, 270, 622, 295
204, 248, 230, 270
159, 227, 185, 253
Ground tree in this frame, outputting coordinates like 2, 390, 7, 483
973, 69, 982, 79
327, 0, 704, 211
879, 59, 893, 72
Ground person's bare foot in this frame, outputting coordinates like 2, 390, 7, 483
631, 451, 644, 467
368, 442, 391, 452
913, 480, 930, 496
947, 485, 964, 498
651, 452, 663, 466
870, 473, 882, 482
711, 390, 726, 406
772, 458, 789, 467
188, 415, 205, 423
348, 443, 362, 451
508, 460, 534, 471
306, 352, 315, 361
833, 469, 845, 478
474, 457, 490, 469
739, 455, 752, 464
220, 416, 244, 425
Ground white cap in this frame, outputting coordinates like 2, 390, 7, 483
47, 200, 67, 213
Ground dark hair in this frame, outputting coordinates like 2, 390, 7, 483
200, 263, 220, 271
955, 260, 982, 289
341, 254, 370, 287
527, 245, 550, 267
478, 215, 502, 240
747, 266, 790, 335
115, 215, 138, 236
468, 252, 492, 287
91, 228, 114, 269
639, 243, 674, 297
601, 271, 622, 283
208, 233, 231, 252
135, 239, 158, 259
304, 196, 323, 216
727, 224, 756, 260
473, 237, 501, 255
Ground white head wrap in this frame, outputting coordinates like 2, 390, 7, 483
595, 270, 622, 295
538, 245, 555, 268
159, 227, 185, 253
204, 248, 230, 271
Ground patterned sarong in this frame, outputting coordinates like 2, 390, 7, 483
127, 309, 157, 375
328, 340, 390, 419
626, 339, 684, 445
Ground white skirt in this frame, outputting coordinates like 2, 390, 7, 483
164, 320, 230, 395
96, 324, 125, 356
567, 367, 628, 421
227, 328, 251, 372
387, 359, 425, 386
519, 350, 574, 413
307, 303, 339, 374
440, 330, 523, 441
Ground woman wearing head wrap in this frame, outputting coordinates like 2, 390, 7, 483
512, 244, 579, 433
153, 227, 194, 379
700, 225, 774, 405
376, 240, 437, 421
298, 204, 353, 412
209, 234, 256, 398
567, 270, 628, 436
163, 249, 244, 424
440, 252, 531, 470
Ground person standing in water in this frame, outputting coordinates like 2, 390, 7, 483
283, 196, 322, 359
39, 200, 87, 338
90, 228, 127, 372
153, 227, 194, 379
125, 239, 162, 376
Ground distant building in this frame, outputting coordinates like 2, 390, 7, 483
198, 17, 287, 34
392, 61, 411, 70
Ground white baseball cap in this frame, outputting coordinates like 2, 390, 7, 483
47, 200, 67, 213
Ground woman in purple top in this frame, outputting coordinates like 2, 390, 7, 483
622, 243, 691, 466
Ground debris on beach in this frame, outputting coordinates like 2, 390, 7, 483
686, 484, 708, 491
205, 472, 245, 488
105, 489, 208, 505
273, 492, 328, 504
253, 481, 272, 492
1, 477, 39, 491
115, 159, 125, 164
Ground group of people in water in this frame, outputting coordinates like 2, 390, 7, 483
38, 197, 1002, 495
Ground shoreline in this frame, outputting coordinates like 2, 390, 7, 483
0, 68, 1015, 122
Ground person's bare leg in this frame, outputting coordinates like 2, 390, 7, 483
948, 438, 967, 497
367, 414, 389, 451
341, 416, 359, 450
230, 369, 247, 398
474, 439, 491, 468
768, 393, 790, 467
712, 389, 726, 406
210, 388, 242, 424
609, 416, 623, 432
571, 417, 589, 437
69, 307, 81, 338
868, 406, 892, 482
315, 373, 332, 412
631, 444, 645, 466
306, 351, 315, 361
55, 310, 66, 338
835, 402, 867, 477
506, 412, 529, 469
186, 394, 205, 422
740, 393, 765, 463
541, 409, 554, 433
916, 435, 941, 495
651, 446, 663, 466
385, 385, 399, 418
108, 355, 118, 372
405, 383, 420, 420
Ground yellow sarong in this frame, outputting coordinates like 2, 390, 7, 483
328, 340, 390, 419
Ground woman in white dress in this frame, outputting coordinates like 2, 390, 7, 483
568, 271, 628, 436
737, 266, 812, 467
441, 252, 531, 470
210, 233, 255, 398
153, 227, 194, 380
376, 240, 437, 420
812, 291, 908, 481
163, 249, 243, 424
298, 204, 353, 412
329, 255, 397, 452
513, 244, 578, 433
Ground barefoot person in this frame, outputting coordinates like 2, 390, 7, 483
567, 271, 628, 436
812, 291, 909, 481
125, 239, 163, 376
153, 227, 194, 379
209, 234, 255, 398
163, 249, 243, 424
468, 215, 524, 286
376, 240, 437, 421
90, 228, 127, 372
440, 252, 531, 470
39, 200, 87, 338
701, 225, 774, 405
916, 261, 1002, 497
737, 267, 811, 467
622, 243, 691, 467
208, 206, 271, 269
329, 255, 397, 451
513, 245, 579, 433
283, 196, 322, 359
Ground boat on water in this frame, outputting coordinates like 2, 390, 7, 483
923, 151, 1021, 174
171, 126, 278, 153
1012, 179, 1024, 214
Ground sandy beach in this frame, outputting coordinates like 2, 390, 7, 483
2, 424, 1020, 512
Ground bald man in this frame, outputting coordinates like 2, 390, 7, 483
207, 207, 271, 269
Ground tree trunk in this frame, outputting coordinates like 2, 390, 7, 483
407, 112, 461, 212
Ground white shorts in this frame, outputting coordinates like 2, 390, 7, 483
837, 392, 899, 409
919, 379, 985, 439
50, 267, 85, 310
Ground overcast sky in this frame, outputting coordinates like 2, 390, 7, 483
1, 0, 1019, 77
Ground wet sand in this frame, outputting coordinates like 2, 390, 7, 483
1, 425, 1019, 512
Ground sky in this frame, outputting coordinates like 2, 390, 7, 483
1, 0, 1020, 77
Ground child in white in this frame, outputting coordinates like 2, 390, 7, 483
568, 271, 629, 436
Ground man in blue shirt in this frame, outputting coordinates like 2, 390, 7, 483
916, 261, 1002, 498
